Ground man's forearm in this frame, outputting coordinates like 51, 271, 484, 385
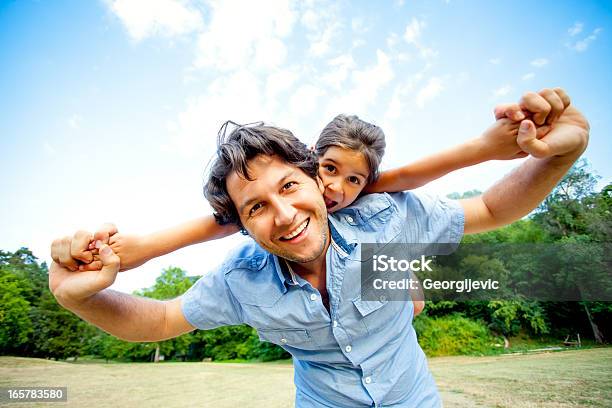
56, 289, 171, 342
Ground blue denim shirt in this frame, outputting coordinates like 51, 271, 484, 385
181, 192, 464, 407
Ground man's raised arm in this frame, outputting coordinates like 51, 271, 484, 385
462, 89, 590, 235
49, 235, 195, 342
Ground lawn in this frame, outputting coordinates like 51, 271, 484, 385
1, 348, 610, 407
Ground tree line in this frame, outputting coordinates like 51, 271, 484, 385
1, 160, 609, 361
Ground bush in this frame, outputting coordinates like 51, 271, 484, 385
413, 314, 495, 356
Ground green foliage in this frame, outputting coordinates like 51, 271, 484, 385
1, 248, 90, 358
413, 314, 495, 356
135, 266, 196, 300
532, 159, 606, 240
0, 272, 33, 350
1, 162, 610, 360
189, 325, 289, 362
487, 300, 548, 336
446, 189, 482, 200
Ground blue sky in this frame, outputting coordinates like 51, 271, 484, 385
1, 0, 610, 293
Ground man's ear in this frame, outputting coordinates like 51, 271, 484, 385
316, 175, 325, 194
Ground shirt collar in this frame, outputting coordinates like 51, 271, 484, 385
328, 215, 359, 255
271, 216, 357, 288
272, 254, 304, 289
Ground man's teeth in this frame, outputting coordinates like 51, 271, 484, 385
282, 219, 309, 240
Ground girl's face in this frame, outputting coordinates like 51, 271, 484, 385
318, 146, 370, 213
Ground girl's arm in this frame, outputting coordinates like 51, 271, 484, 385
365, 119, 527, 193
81, 215, 239, 272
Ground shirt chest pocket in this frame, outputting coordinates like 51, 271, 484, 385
225, 269, 287, 328
352, 296, 405, 337
257, 328, 318, 350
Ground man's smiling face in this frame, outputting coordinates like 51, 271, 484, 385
226, 154, 330, 264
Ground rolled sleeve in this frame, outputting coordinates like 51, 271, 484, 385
180, 267, 244, 330
390, 191, 465, 244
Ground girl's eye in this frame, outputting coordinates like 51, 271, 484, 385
324, 164, 336, 173
348, 176, 361, 185
249, 203, 263, 216
282, 181, 297, 191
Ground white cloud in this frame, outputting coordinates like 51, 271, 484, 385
530, 58, 549, 67
109, 0, 203, 41
289, 85, 325, 117
253, 37, 288, 70
165, 70, 269, 158
489, 57, 501, 65
352, 38, 366, 49
300, 3, 342, 58
404, 17, 423, 44
351, 17, 366, 32
43, 141, 56, 156
387, 32, 399, 48
396, 52, 411, 62
568, 22, 583, 37
68, 114, 82, 129
522, 72, 535, 81
308, 23, 341, 57
385, 82, 413, 120
567, 28, 602, 52
403, 17, 437, 60
265, 68, 300, 105
384, 65, 432, 119
493, 84, 512, 98
415, 76, 443, 108
301, 9, 320, 30
326, 50, 394, 115
320, 54, 355, 88
194, 0, 296, 71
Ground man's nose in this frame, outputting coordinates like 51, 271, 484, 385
273, 197, 297, 227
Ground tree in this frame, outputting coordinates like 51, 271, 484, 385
532, 160, 609, 343
134, 267, 198, 362
0, 272, 33, 352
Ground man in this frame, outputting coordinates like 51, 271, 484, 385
50, 89, 589, 406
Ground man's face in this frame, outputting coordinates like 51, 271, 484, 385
226, 155, 330, 264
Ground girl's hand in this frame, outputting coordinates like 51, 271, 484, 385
80, 226, 152, 272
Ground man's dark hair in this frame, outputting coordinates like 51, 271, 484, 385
315, 114, 386, 184
204, 121, 318, 231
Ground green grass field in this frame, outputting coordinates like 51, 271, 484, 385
1, 348, 610, 407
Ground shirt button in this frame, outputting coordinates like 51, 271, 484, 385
345, 345, 352, 353
310, 293, 317, 301
280, 338, 287, 344
364, 376, 372, 384
333, 320, 338, 328
346, 215, 354, 223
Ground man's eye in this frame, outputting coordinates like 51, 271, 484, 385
249, 203, 263, 216
348, 176, 361, 185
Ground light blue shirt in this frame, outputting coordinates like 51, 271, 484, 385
181, 192, 464, 407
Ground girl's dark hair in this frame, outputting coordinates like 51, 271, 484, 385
204, 121, 318, 231
315, 114, 386, 183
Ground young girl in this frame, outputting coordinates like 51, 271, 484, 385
83, 114, 525, 315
